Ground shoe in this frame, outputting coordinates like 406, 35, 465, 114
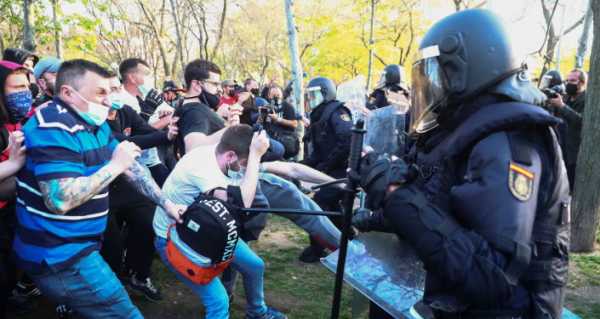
128, 275, 163, 302
245, 307, 288, 319
13, 280, 42, 297
56, 304, 73, 319
298, 245, 327, 263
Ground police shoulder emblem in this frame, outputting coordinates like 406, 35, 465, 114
508, 162, 534, 201
340, 112, 352, 122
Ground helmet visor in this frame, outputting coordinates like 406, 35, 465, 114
306, 86, 324, 109
410, 53, 449, 134
539, 74, 553, 90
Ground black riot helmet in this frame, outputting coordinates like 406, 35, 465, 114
306, 76, 336, 109
375, 64, 408, 91
410, 9, 525, 134
539, 70, 563, 90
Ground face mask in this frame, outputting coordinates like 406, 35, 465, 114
109, 92, 125, 110
565, 83, 578, 96
46, 80, 56, 96
138, 84, 152, 98
250, 88, 260, 96
270, 97, 281, 106
200, 90, 221, 110
29, 83, 40, 99
70, 88, 109, 126
226, 159, 242, 180
5, 90, 32, 123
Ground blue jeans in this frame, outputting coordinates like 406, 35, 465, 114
262, 138, 285, 162
259, 173, 340, 249
155, 237, 267, 319
28, 251, 142, 318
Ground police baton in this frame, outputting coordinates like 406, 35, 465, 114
330, 119, 366, 319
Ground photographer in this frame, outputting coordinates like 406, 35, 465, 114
546, 69, 587, 190
262, 85, 299, 159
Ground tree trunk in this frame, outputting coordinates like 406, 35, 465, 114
210, 0, 227, 60
52, 0, 62, 58
23, 0, 36, 51
365, 0, 376, 91
284, 0, 304, 115
571, 0, 599, 252
168, 0, 184, 77
284, 0, 305, 161
576, 0, 593, 69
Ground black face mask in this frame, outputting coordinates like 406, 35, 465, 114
565, 83, 578, 96
29, 82, 40, 99
200, 90, 221, 110
250, 88, 260, 96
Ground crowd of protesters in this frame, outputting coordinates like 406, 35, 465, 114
0, 43, 586, 319
0, 47, 349, 319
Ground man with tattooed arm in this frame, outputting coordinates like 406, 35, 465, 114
12, 59, 185, 318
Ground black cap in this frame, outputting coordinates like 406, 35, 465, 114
163, 80, 182, 92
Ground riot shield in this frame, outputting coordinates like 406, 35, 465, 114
322, 233, 582, 319
364, 105, 408, 157
322, 232, 426, 319
337, 76, 369, 122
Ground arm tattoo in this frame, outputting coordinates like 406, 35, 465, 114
123, 160, 167, 208
39, 167, 116, 215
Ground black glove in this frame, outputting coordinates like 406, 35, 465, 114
143, 88, 165, 112
352, 208, 395, 233
352, 208, 374, 232
359, 154, 414, 210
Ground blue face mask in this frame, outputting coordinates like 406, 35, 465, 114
5, 90, 32, 123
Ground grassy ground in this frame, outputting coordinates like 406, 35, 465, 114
8, 216, 600, 318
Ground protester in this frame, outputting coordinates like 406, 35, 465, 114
239, 78, 259, 125
153, 124, 287, 319
174, 59, 241, 156
100, 73, 179, 301
547, 68, 587, 190
119, 58, 172, 185
32, 56, 61, 108
3, 48, 38, 71
264, 85, 299, 159
219, 79, 238, 106
13, 59, 185, 318
162, 80, 183, 106
0, 60, 29, 317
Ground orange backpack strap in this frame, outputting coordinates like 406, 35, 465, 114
165, 225, 232, 285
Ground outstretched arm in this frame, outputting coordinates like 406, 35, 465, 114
261, 161, 336, 185
122, 160, 185, 222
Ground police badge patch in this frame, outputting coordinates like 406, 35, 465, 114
508, 162, 534, 201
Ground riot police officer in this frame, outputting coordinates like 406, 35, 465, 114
367, 64, 409, 110
355, 9, 570, 319
300, 76, 352, 262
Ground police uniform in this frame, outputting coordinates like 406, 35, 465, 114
356, 9, 570, 319
299, 77, 352, 262
304, 99, 353, 178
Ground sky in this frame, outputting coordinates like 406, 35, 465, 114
421, 0, 590, 69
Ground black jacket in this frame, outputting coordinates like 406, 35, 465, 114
555, 92, 585, 166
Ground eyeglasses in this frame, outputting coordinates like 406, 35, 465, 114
202, 79, 221, 88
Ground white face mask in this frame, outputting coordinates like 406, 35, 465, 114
109, 92, 126, 110
70, 88, 110, 126
138, 75, 154, 98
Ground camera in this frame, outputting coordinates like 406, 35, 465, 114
541, 84, 565, 99
233, 84, 245, 95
